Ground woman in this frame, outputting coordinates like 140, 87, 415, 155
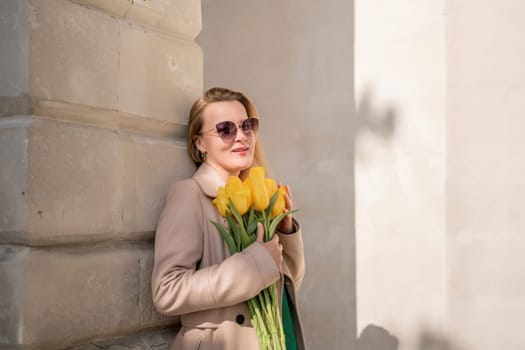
151, 87, 306, 349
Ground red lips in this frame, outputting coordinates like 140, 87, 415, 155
232, 146, 249, 153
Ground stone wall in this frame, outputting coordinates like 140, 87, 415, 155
0, 1, 201, 348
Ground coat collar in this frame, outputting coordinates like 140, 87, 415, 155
193, 163, 227, 198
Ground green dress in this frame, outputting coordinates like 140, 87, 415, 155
282, 288, 297, 350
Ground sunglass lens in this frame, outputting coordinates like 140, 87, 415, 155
216, 121, 236, 140
242, 118, 259, 134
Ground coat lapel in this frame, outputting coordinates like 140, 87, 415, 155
193, 163, 227, 198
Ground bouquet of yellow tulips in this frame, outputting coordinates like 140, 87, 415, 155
211, 167, 292, 350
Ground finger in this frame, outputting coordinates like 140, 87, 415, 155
255, 222, 264, 242
283, 185, 293, 210
285, 184, 292, 200
278, 182, 288, 196
284, 192, 293, 211
282, 210, 292, 221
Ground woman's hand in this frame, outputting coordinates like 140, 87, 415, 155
256, 222, 283, 270
276, 184, 294, 234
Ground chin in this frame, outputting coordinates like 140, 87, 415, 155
229, 157, 253, 173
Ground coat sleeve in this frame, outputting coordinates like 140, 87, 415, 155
277, 219, 305, 289
151, 180, 280, 316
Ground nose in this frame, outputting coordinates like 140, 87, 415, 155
234, 126, 248, 142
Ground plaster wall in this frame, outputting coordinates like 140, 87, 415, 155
356, 1, 525, 350
355, 1, 447, 349
198, 1, 356, 349
446, 1, 525, 349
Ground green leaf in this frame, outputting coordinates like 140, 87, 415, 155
261, 209, 270, 241
246, 207, 258, 240
264, 191, 279, 218
228, 199, 244, 224
239, 224, 253, 249
268, 209, 299, 238
225, 212, 241, 251
227, 199, 253, 249
210, 220, 238, 254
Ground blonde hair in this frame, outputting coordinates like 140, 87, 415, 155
187, 87, 267, 179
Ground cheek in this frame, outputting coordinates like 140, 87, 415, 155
206, 139, 230, 156
202, 137, 219, 150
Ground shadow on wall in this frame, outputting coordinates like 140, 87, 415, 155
357, 324, 464, 350
357, 324, 399, 350
355, 84, 398, 152
418, 329, 463, 350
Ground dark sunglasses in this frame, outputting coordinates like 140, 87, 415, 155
200, 118, 259, 142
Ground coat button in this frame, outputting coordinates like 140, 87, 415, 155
235, 314, 245, 325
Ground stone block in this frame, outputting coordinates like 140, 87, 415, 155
1, 116, 193, 245
133, 135, 195, 234
0, 246, 27, 346
0, 119, 28, 234
118, 22, 203, 124
158, 0, 201, 39
137, 244, 179, 326
0, 243, 175, 349
24, 118, 122, 243
74, 0, 201, 40
28, 0, 120, 109
65, 327, 178, 350
123, 0, 165, 30
0, 0, 29, 97
70, 0, 131, 19
0, 96, 32, 118
5, 0, 203, 123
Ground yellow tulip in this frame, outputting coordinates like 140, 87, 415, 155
225, 176, 251, 215
271, 186, 287, 217
265, 178, 278, 197
248, 167, 269, 210
212, 186, 229, 217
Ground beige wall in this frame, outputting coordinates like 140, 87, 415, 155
446, 1, 525, 349
356, 1, 525, 350
355, 0, 447, 349
0, 0, 201, 348
198, 1, 357, 349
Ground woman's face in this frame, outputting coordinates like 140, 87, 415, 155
196, 100, 256, 178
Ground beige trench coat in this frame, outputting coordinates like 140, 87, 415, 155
151, 163, 306, 350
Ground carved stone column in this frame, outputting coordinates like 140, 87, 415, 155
0, 1, 201, 348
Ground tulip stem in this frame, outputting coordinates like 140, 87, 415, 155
261, 210, 271, 241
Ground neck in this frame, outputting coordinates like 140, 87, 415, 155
203, 161, 240, 180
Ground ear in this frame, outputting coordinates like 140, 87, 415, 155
194, 135, 205, 153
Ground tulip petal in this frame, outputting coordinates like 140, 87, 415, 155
271, 186, 286, 217
249, 167, 269, 210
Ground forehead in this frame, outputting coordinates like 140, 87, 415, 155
201, 101, 248, 126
